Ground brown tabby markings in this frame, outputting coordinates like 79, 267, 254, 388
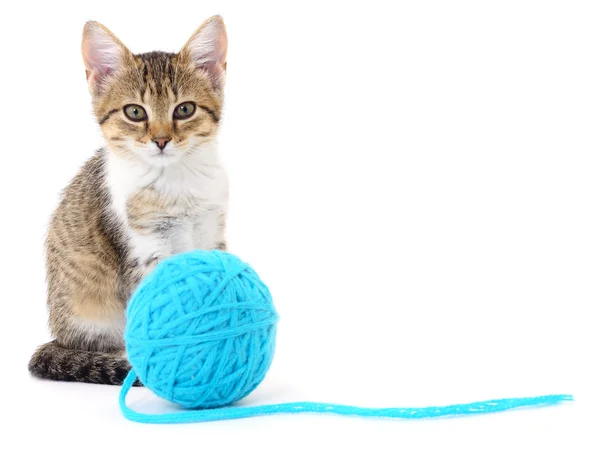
28, 16, 229, 385
126, 188, 191, 234
96, 51, 222, 160
44, 154, 127, 351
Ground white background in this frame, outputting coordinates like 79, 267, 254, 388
0, 1, 597, 459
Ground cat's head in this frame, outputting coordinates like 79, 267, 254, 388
82, 16, 227, 166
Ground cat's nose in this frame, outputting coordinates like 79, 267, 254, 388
153, 137, 171, 150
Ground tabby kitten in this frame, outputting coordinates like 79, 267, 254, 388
28, 16, 230, 385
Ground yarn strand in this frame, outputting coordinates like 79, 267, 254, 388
119, 370, 573, 424
121, 251, 574, 425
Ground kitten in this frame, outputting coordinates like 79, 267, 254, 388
28, 16, 230, 385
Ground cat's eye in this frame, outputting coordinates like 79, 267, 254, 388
174, 102, 196, 120
123, 104, 147, 122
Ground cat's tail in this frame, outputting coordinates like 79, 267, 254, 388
28, 340, 135, 385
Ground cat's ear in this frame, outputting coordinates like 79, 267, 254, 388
181, 15, 228, 89
82, 21, 132, 94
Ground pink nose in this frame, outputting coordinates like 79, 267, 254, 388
153, 137, 171, 149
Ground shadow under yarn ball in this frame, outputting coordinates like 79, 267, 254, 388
124, 250, 279, 409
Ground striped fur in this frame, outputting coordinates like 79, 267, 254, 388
29, 16, 230, 385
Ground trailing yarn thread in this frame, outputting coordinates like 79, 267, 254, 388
120, 250, 573, 424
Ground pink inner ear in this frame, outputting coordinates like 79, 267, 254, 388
87, 68, 115, 88
200, 61, 224, 79
82, 26, 123, 84
187, 18, 228, 83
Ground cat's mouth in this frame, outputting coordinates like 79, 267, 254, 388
144, 153, 182, 167
126, 140, 188, 166
147, 146, 181, 161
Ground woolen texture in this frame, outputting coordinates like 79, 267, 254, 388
124, 250, 278, 410
120, 250, 573, 424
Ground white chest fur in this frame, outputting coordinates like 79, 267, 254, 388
105, 142, 228, 273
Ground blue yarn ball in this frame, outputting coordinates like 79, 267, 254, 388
124, 250, 279, 409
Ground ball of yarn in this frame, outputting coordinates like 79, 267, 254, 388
124, 250, 279, 409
